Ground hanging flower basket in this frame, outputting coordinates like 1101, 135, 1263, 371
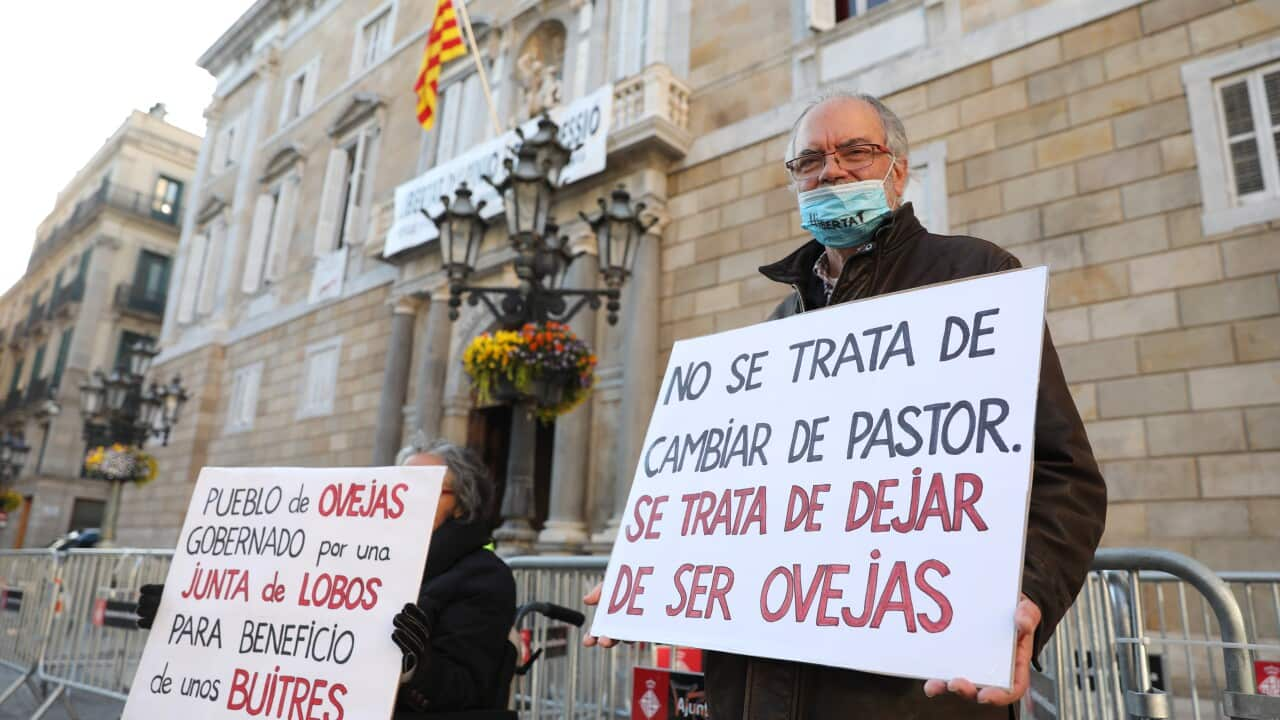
0, 489, 22, 514
84, 444, 159, 487
463, 322, 598, 421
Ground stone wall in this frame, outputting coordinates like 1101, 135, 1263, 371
663, 0, 1280, 569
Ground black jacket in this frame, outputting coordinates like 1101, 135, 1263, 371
394, 519, 517, 717
703, 203, 1107, 719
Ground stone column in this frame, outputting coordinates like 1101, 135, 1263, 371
593, 227, 661, 546
411, 291, 452, 441
495, 399, 539, 555
372, 299, 418, 465
537, 239, 598, 551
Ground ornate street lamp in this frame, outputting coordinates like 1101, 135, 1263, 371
422, 113, 657, 551
581, 184, 659, 291
75, 339, 188, 543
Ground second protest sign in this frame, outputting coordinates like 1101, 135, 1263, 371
123, 465, 443, 720
591, 267, 1049, 689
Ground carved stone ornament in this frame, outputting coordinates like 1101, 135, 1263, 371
515, 21, 566, 120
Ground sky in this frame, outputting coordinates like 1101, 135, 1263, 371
0, 1, 258, 298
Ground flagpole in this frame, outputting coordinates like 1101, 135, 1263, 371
454, 0, 503, 137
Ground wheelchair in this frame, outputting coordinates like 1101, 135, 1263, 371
398, 600, 586, 720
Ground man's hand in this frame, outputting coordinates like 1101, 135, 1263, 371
923, 594, 1041, 706
581, 582, 622, 648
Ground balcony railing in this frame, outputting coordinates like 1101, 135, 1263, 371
610, 63, 692, 158
29, 182, 180, 270
114, 283, 166, 319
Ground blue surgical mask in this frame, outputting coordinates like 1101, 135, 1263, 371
798, 166, 894, 249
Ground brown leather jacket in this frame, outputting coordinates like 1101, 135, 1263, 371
703, 203, 1107, 719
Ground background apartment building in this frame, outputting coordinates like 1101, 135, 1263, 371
0, 105, 199, 547
131, 0, 1277, 570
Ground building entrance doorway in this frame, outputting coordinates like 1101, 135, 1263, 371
465, 404, 554, 532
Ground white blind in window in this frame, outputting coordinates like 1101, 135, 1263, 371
315, 148, 350, 256
242, 193, 276, 293
198, 220, 224, 315
176, 232, 206, 323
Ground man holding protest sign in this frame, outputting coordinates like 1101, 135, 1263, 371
584, 91, 1106, 719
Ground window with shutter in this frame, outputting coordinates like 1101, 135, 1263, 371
352, 3, 395, 76
298, 337, 342, 419
242, 193, 278, 294
1185, 46, 1280, 234
176, 233, 205, 324
336, 125, 379, 248
226, 362, 264, 433
900, 141, 949, 235
266, 175, 299, 282
199, 220, 226, 316
314, 148, 350, 256
51, 329, 72, 390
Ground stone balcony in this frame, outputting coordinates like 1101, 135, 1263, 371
608, 63, 693, 159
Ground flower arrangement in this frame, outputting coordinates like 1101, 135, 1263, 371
463, 321, 598, 420
84, 444, 159, 486
0, 489, 22, 514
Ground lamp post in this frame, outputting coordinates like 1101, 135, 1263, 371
425, 114, 656, 550
77, 338, 187, 543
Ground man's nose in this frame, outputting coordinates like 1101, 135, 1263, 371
818, 153, 853, 185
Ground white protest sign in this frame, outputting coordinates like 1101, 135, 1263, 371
384, 83, 614, 257
123, 466, 443, 720
591, 268, 1048, 689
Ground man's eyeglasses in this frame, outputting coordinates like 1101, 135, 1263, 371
784, 143, 891, 182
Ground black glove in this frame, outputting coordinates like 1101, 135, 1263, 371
391, 602, 433, 684
136, 584, 164, 630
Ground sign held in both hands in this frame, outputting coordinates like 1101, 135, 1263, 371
591, 268, 1049, 689
123, 466, 443, 720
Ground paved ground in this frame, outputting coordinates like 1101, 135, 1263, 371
0, 666, 122, 720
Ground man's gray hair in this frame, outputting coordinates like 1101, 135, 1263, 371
785, 89, 910, 162
397, 433, 494, 525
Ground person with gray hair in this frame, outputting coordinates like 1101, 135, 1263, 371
585, 90, 1106, 719
389, 435, 516, 717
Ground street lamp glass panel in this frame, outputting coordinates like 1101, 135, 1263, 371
138, 386, 161, 427
503, 150, 552, 241
127, 339, 158, 378
105, 371, 130, 412
9, 436, 29, 471
525, 115, 573, 186
163, 378, 188, 426
435, 183, 487, 280
79, 373, 105, 417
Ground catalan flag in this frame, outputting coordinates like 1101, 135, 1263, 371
415, 0, 466, 130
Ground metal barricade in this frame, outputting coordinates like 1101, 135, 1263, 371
34, 548, 172, 719
1034, 548, 1280, 720
0, 550, 61, 711
509, 555, 694, 719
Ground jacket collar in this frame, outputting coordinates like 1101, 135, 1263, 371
758, 202, 925, 287
423, 518, 494, 582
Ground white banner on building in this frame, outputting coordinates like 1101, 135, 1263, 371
591, 268, 1049, 689
384, 83, 613, 258
122, 466, 443, 719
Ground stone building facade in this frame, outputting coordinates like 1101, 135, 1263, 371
133, 0, 1278, 568
0, 106, 199, 547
